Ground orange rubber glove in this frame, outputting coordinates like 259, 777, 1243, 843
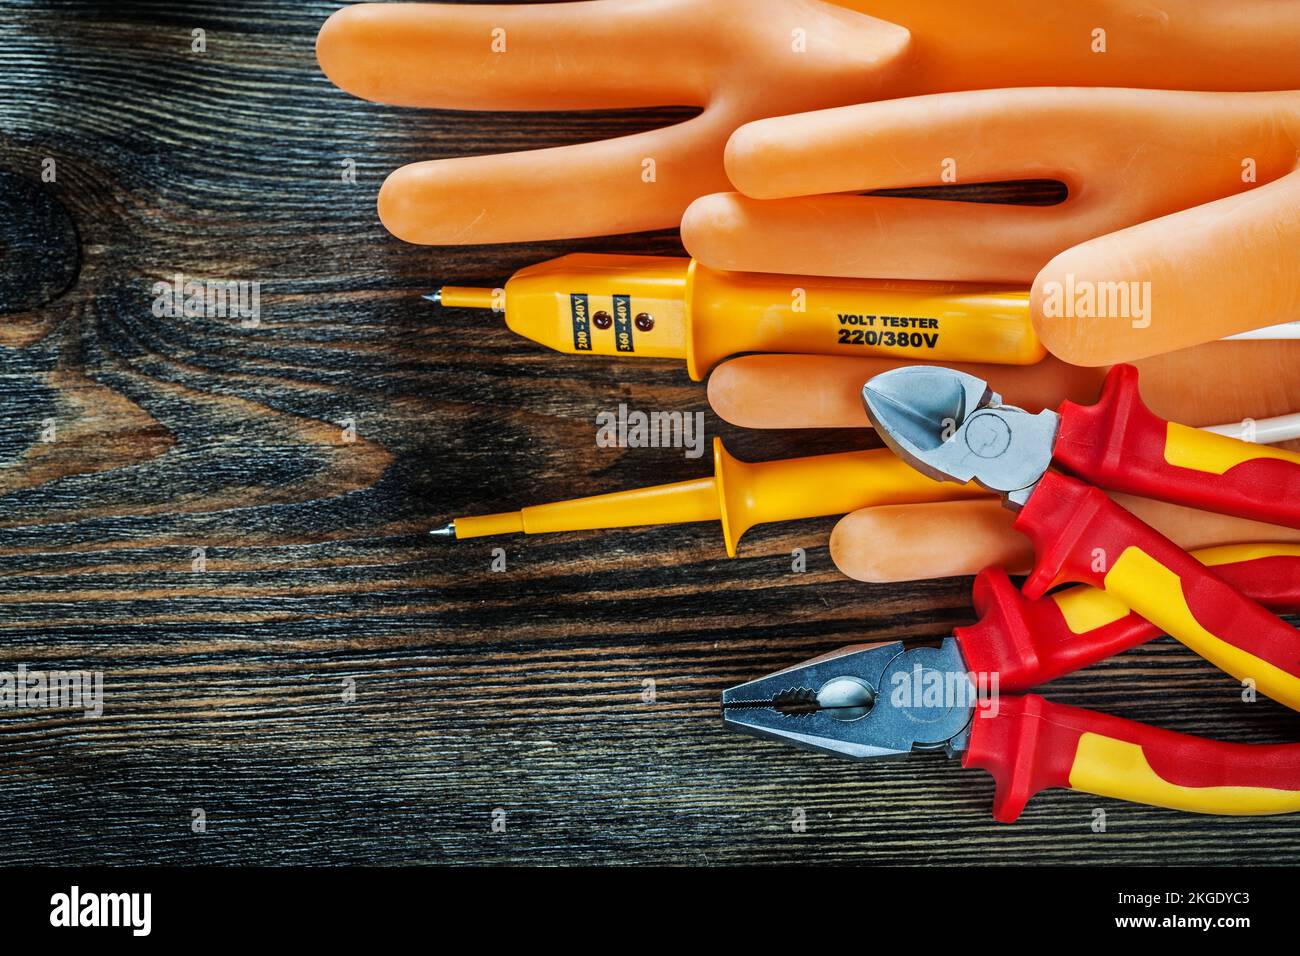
684, 87, 1300, 363
317, 0, 909, 244
317, 1, 1300, 246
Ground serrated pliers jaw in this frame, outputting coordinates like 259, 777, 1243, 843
721, 640, 975, 761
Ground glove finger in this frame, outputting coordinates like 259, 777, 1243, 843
723, 88, 1114, 200
380, 114, 733, 244
831, 495, 1300, 583
831, 499, 1031, 583
707, 354, 1106, 429
847, 0, 1300, 91
317, 0, 710, 110
707, 340, 1300, 430
1034, 167, 1300, 365
318, 0, 910, 112
683, 192, 1087, 282
724, 88, 1280, 200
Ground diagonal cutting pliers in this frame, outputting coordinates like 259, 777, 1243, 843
862, 363, 1300, 710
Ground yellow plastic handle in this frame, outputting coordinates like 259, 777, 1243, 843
1068, 732, 1300, 815
686, 263, 1042, 379
1051, 542, 1300, 634
441, 254, 1044, 380
1019, 477, 1300, 710
971, 695, 1300, 821
1102, 545, 1300, 711
454, 438, 985, 556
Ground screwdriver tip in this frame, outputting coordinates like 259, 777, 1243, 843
428, 521, 457, 539
422, 289, 443, 305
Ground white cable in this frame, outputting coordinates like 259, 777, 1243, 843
1224, 321, 1300, 341
1203, 412, 1300, 444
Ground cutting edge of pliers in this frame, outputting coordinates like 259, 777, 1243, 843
861, 364, 1059, 507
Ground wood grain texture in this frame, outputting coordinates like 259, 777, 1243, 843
1, 0, 1299, 865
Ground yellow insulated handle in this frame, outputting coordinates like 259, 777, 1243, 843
969, 693, 1300, 820
453, 438, 985, 556
1017, 476, 1300, 711
1068, 732, 1300, 815
685, 263, 1042, 379
1102, 547, 1300, 711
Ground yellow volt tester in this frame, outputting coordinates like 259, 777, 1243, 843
433, 438, 986, 557
430, 254, 1043, 381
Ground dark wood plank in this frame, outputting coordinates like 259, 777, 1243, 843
1, 0, 1298, 865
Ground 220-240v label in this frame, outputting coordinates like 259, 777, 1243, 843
836, 313, 940, 350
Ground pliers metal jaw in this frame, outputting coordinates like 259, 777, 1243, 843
722, 639, 974, 761
862, 365, 1059, 509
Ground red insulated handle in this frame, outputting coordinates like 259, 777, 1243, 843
1014, 473, 1300, 711
957, 549, 1300, 693
1053, 363, 1300, 529
965, 695, 1300, 821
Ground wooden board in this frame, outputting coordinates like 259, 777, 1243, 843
1, 0, 1298, 865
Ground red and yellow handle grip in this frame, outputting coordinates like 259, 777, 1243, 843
1054, 363, 1300, 529
1015, 473, 1300, 711
958, 544, 1300, 692
966, 694, 1300, 822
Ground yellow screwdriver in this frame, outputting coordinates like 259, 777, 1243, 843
431, 438, 986, 556
429, 254, 1043, 381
